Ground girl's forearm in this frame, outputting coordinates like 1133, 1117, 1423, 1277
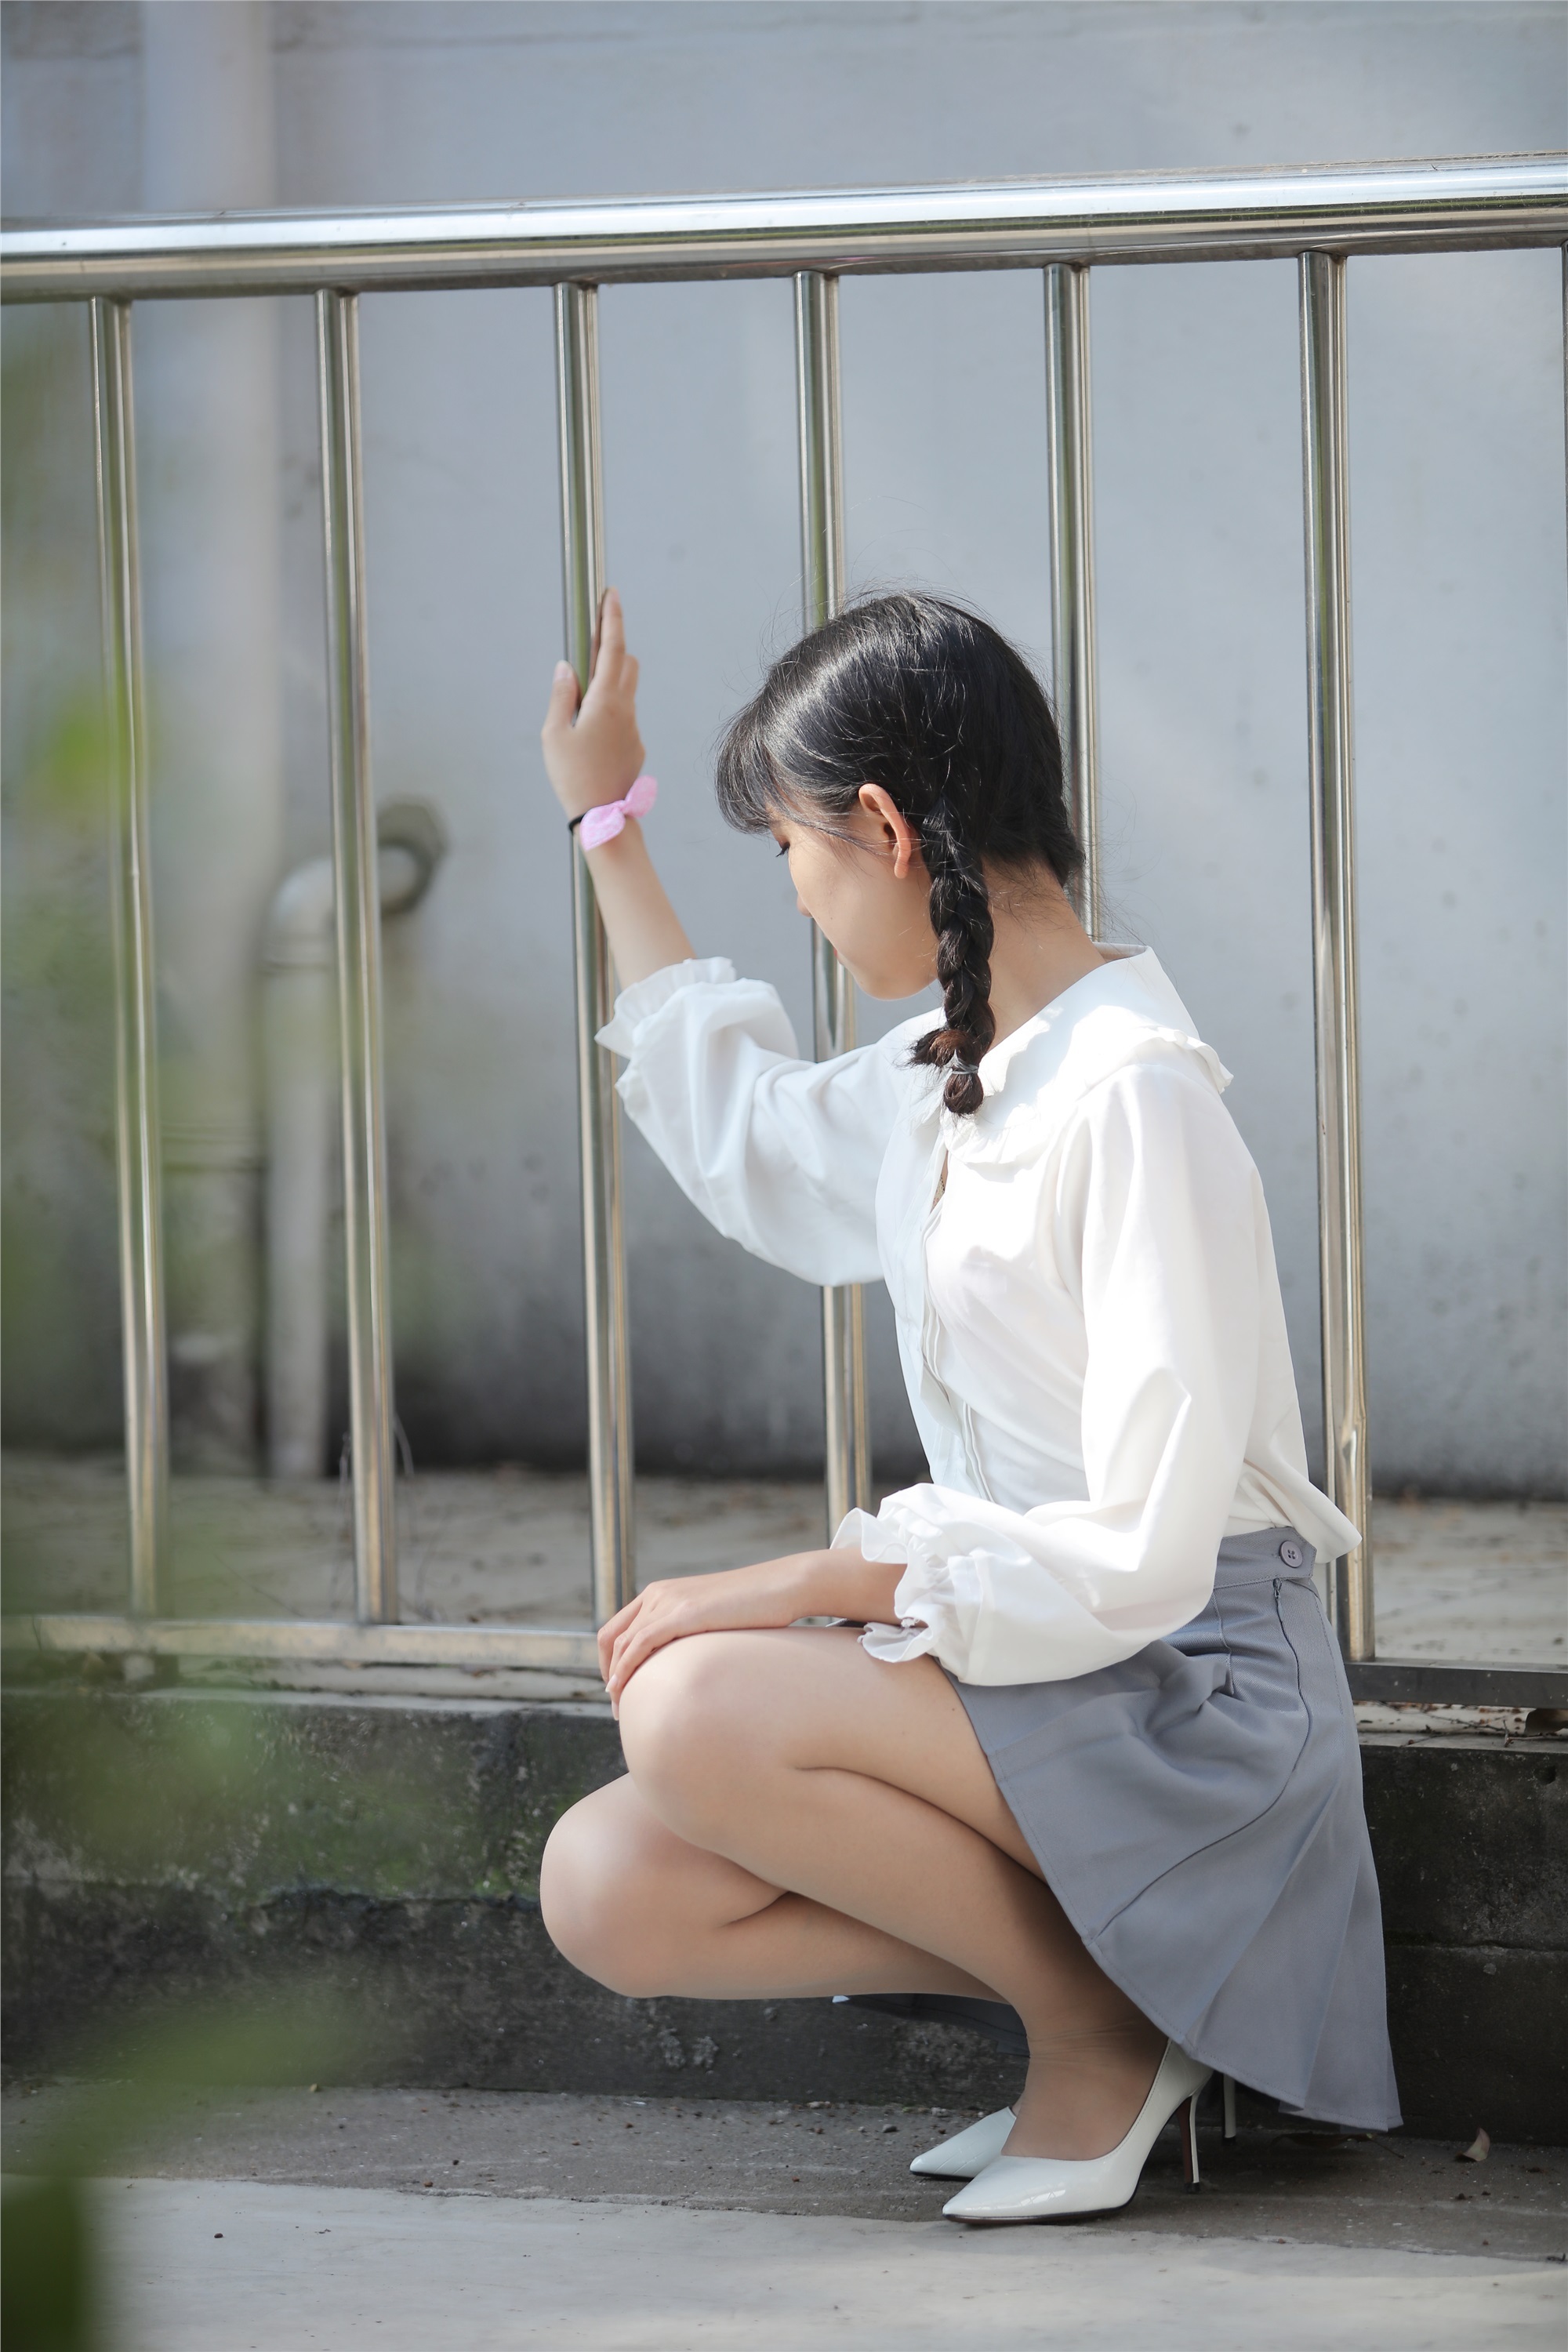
584, 820, 696, 989
795, 1548, 906, 1628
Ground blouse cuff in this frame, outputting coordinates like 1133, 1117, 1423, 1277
597, 957, 739, 1057
833, 1497, 975, 1671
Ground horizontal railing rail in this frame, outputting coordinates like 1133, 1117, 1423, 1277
1345, 1661, 1568, 1712
3, 157, 1565, 1710
3, 155, 1564, 300
5, 1613, 601, 1677
4, 1618, 1562, 1711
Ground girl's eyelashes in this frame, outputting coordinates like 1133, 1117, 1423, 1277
773, 839, 791, 860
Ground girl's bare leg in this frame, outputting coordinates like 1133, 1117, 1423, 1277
542, 1772, 1005, 2003
541, 1627, 1166, 2160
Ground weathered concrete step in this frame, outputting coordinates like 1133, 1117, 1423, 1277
3, 1688, 1563, 2140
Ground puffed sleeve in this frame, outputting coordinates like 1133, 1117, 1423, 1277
597, 957, 904, 1287
841, 1057, 1281, 1684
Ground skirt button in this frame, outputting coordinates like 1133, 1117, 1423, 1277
1278, 1538, 1305, 1569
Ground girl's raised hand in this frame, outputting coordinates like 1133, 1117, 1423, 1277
541, 587, 645, 826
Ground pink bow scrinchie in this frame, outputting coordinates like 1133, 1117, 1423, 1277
577, 775, 658, 849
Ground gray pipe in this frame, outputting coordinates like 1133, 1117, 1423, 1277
262, 800, 445, 1480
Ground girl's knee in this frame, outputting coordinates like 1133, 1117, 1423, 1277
540, 1790, 662, 1995
616, 1635, 757, 1836
539, 1795, 612, 1968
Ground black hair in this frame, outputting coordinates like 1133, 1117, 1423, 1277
715, 592, 1081, 1115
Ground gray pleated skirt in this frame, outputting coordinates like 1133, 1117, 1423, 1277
949, 1526, 1400, 2131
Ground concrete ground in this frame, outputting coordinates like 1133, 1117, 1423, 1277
85, 2181, 1568, 2350
5, 1469, 1564, 2339
5, 2085, 1564, 2348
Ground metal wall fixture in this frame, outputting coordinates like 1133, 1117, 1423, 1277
4, 158, 1566, 1710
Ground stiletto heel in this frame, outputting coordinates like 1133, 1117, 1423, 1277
1222, 2074, 1237, 2141
942, 2042, 1213, 2225
1179, 2092, 1201, 2190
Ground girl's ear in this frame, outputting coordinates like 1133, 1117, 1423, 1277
858, 782, 920, 880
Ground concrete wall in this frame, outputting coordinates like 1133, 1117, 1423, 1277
5, 1684, 1565, 2140
3, 2, 1565, 1491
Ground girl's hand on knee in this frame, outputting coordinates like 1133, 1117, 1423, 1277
598, 1553, 831, 1712
597, 1547, 907, 1711
541, 587, 645, 825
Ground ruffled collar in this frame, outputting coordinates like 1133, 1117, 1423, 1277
931, 946, 1232, 1154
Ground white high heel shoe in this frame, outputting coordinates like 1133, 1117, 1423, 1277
941, 2042, 1212, 2224
908, 2107, 1015, 2179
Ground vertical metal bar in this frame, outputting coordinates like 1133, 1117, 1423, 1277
316, 289, 398, 1624
1044, 263, 1102, 938
1299, 251, 1373, 1661
555, 281, 637, 1626
795, 273, 845, 626
794, 270, 872, 1537
89, 296, 169, 1616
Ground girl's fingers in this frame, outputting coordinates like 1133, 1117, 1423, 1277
609, 1633, 659, 1700
605, 1621, 641, 1686
589, 619, 630, 710
609, 1617, 652, 1682
602, 1592, 641, 1641
601, 1587, 661, 1675
541, 659, 579, 739
608, 1606, 680, 1692
600, 1624, 634, 1682
597, 1595, 641, 1679
596, 589, 626, 681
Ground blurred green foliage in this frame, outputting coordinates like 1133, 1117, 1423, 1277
2, 1670, 443, 2348
2, 2173, 99, 2352
3, 306, 124, 1449
6, 1664, 561, 1908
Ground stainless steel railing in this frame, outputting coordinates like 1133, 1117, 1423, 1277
1044, 262, 1103, 942
1300, 252, 1374, 1661
796, 269, 874, 1536
556, 282, 638, 1625
90, 296, 168, 1619
317, 288, 400, 1627
4, 155, 1565, 1707
6, 157, 1562, 296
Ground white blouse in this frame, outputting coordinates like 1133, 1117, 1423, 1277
599, 949, 1358, 1687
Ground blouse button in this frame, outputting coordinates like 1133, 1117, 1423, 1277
1278, 1538, 1305, 1569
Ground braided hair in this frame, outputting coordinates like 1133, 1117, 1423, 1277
715, 593, 1081, 1116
